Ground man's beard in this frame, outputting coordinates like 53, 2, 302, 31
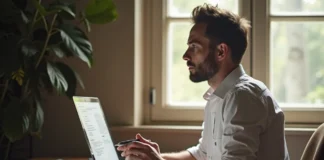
189, 52, 219, 83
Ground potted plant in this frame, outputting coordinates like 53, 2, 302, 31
0, 0, 118, 159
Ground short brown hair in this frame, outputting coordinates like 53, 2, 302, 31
191, 4, 251, 64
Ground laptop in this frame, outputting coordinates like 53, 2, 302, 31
73, 96, 120, 160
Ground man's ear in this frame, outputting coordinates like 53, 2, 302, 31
216, 43, 229, 60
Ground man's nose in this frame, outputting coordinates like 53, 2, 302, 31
182, 52, 190, 61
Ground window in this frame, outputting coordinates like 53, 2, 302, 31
147, 0, 324, 124
148, 0, 251, 122
253, 0, 324, 124
270, 0, 324, 106
167, 0, 239, 108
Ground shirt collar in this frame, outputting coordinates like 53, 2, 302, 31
203, 65, 246, 100
203, 87, 215, 101
214, 64, 246, 99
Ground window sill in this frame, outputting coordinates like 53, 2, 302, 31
110, 125, 316, 136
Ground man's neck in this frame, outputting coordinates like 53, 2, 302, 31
208, 64, 238, 90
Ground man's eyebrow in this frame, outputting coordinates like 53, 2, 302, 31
187, 39, 202, 45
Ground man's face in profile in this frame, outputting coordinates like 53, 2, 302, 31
183, 23, 219, 83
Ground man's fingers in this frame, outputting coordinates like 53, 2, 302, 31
135, 134, 160, 153
127, 141, 149, 150
149, 142, 160, 153
116, 145, 127, 151
117, 141, 147, 152
122, 147, 148, 158
136, 133, 151, 143
125, 155, 142, 160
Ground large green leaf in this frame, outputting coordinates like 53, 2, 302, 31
75, 72, 85, 90
39, 70, 54, 93
29, 99, 44, 136
85, 0, 118, 24
48, 3, 76, 20
84, 18, 91, 32
48, 45, 64, 58
45, 62, 84, 97
21, 11, 29, 24
48, 31, 74, 58
20, 40, 39, 56
47, 62, 68, 94
59, 24, 93, 67
2, 97, 30, 142
55, 62, 77, 98
32, 0, 47, 16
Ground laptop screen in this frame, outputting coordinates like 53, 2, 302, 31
73, 96, 119, 160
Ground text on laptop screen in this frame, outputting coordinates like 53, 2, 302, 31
73, 97, 119, 160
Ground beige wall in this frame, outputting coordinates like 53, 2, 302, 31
32, 0, 313, 160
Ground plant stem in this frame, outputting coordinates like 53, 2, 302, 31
24, 2, 51, 99
35, 14, 58, 68
29, 0, 45, 36
51, 28, 60, 36
4, 142, 11, 160
28, 10, 39, 37
0, 80, 9, 108
78, 18, 85, 26
42, 16, 48, 32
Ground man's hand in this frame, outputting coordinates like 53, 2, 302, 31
117, 134, 163, 160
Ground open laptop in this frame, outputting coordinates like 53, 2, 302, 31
73, 96, 120, 160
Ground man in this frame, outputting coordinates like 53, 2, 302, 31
117, 3, 290, 160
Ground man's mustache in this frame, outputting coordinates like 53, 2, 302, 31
187, 61, 195, 67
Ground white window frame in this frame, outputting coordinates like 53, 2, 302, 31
146, 0, 251, 123
145, 0, 324, 124
253, 0, 324, 124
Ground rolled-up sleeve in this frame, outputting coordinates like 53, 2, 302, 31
221, 90, 267, 160
187, 122, 207, 160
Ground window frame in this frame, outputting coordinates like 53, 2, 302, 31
253, 0, 324, 124
147, 0, 251, 122
145, 0, 324, 124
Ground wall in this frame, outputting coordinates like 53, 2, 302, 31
32, 0, 313, 160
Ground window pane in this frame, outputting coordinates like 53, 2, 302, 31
167, 22, 209, 106
270, 22, 324, 106
271, 0, 324, 15
168, 0, 238, 17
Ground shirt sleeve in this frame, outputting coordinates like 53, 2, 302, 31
187, 122, 207, 160
221, 90, 268, 160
